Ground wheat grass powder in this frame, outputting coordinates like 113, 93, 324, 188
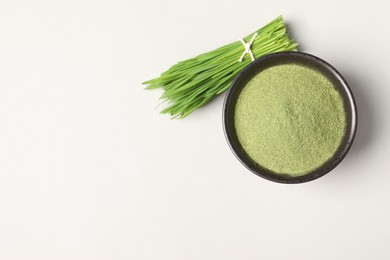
234, 63, 346, 177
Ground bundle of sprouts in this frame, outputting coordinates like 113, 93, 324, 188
144, 16, 298, 118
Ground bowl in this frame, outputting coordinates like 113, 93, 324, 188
223, 51, 357, 183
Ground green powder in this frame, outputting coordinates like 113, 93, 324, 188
234, 64, 346, 177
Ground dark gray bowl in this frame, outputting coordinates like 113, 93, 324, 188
223, 51, 357, 184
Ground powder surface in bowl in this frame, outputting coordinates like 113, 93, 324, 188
234, 63, 346, 176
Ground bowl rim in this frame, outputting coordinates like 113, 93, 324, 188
222, 51, 358, 184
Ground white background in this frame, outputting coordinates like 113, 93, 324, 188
0, 0, 389, 259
